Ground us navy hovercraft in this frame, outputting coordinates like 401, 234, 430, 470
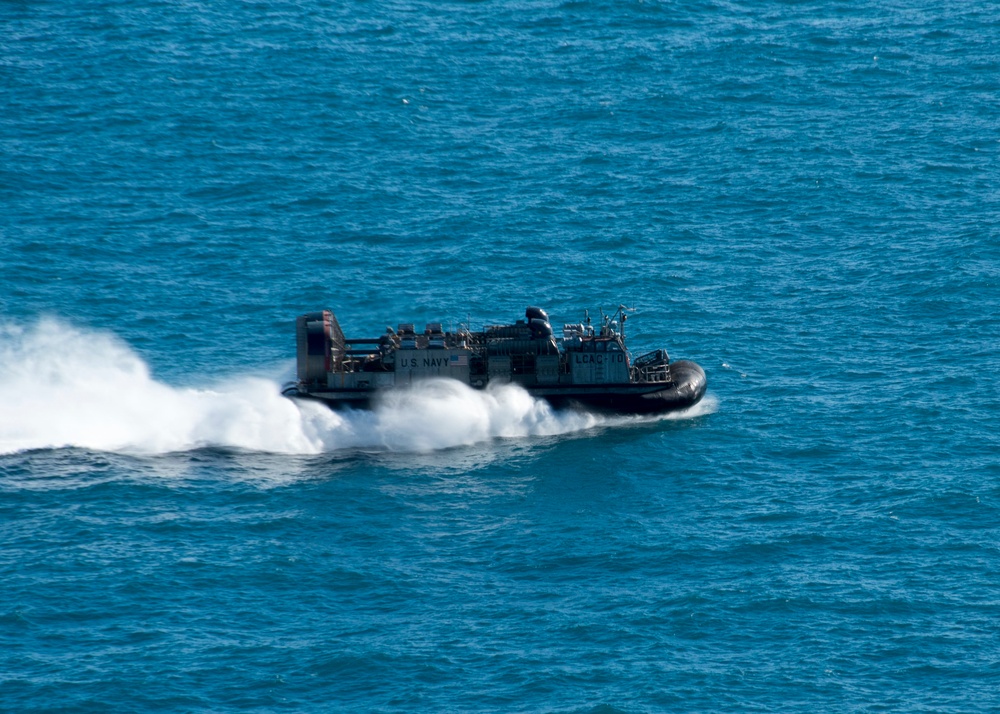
284, 306, 707, 415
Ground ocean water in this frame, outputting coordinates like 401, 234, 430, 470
2, 0, 999, 710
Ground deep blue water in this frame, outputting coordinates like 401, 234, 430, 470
3, 1, 1000, 711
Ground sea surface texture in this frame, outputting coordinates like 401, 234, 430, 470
3, 1, 999, 711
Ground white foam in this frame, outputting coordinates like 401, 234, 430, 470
658, 392, 719, 421
0, 318, 711, 456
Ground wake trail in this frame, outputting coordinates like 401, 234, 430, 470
0, 319, 713, 456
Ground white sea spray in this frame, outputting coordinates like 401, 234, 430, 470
0, 319, 711, 456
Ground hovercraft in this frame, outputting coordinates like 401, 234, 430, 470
284, 305, 706, 415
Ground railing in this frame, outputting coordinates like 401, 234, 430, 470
632, 349, 672, 384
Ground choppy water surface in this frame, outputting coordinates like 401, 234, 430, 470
2, 1, 999, 711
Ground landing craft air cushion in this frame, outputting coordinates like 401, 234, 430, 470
284, 306, 707, 414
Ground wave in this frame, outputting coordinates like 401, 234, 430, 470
0, 319, 713, 456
